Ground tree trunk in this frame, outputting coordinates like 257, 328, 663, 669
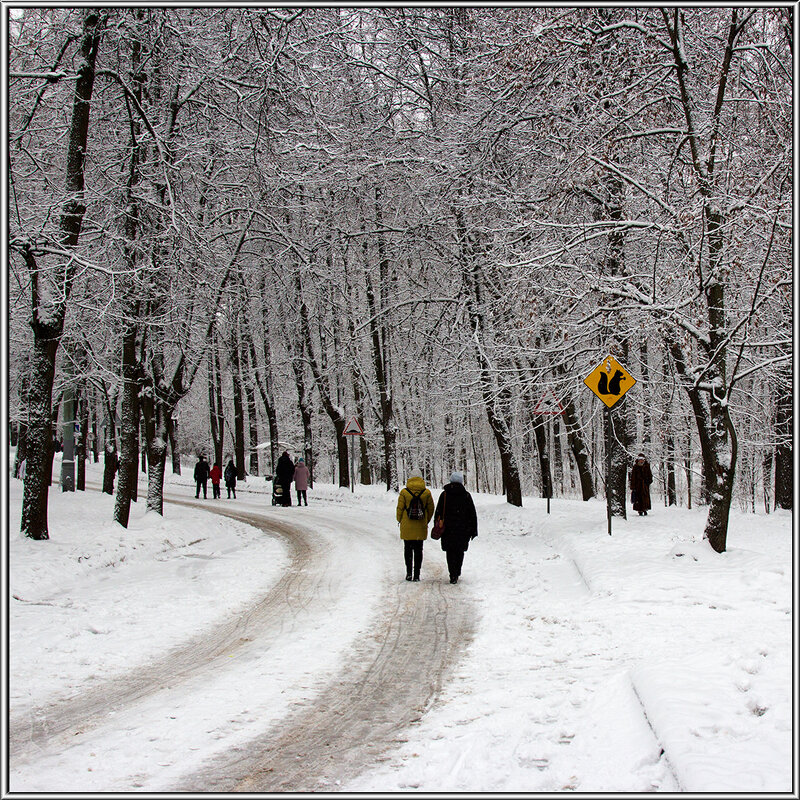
606, 400, 629, 519
564, 408, 595, 501
288, 332, 313, 486
773, 366, 792, 509
229, 326, 246, 480
208, 335, 225, 468
168, 417, 181, 475
14, 366, 30, 479
19, 10, 104, 539
667, 334, 737, 552
665, 434, 677, 506
352, 375, 371, 485
258, 284, 281, 474
114, 323, 141, 527
369, 193, 399, 492
76, 383, 90, 491
101, 385, 118, 495
140, 392, 172, 516
533, 415, 553, 499
20, 335, 58, 539
242, 332, 259, 478
456, 207, 522, 506
299, 283, 349, 489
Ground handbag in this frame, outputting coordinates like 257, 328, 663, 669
431, 493, 445, 540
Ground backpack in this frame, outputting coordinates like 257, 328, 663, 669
406, 488, 425, 521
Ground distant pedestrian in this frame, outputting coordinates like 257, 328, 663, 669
17, 458, 26, 481
433, 471, 478, 584
224, 459, 237, 499
276, 451, 295, 507
396, 469, 434, 581
210, 462, 222, 499
630, 453, 653, 516
194, 455, 210, 499
294, 458, 310, 506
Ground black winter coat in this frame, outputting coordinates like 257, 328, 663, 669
224, 461, 237, 487
433, 482, 478, 552
630, 461, 653, 511
276, 454, 295, 485
194, 459, 210, 482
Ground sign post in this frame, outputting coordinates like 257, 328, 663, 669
342, 415, 364, 494
583, 355, 637, 535
533, 389, 564, 514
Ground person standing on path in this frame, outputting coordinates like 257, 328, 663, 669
276, 451, 295, 507
194, 455, 210, 499
630, 453, 653, 516
433, 471, 478, 584
293, 458, 310, 506
396, 468, 434, 582
209, 462, 222, 499
224, 459, 237, 499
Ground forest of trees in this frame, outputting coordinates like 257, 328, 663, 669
8, 7, 792, 553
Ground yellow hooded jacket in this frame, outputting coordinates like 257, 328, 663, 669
396, 476, 434, 540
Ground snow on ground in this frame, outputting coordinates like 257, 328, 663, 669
5, 453, 796, 793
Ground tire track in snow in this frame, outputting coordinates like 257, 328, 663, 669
177, 559, 476, 792
8, 499, 321, 761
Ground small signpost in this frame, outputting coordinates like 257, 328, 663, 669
342, 416, 364, 492
583, 355, 637, 535
533, 389, 564, 514
342, 416, 364, 436
533, 388, 564, 416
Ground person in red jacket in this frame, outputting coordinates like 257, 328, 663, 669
210, 462, 222, 499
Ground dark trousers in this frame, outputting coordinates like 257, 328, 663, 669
212, 483, 220, 499
281, 481, 291, 505
446, 549, 465, 579
226, 483, 236, 498
296, 489, 307, 505
196, 479, 207, 498
404, 540, 423, 577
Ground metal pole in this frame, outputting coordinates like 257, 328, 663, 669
61, 385, 75, 492
349, 436, 354, 493
605, 405, 612, 536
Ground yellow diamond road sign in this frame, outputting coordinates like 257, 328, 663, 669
584, 355, 637, 408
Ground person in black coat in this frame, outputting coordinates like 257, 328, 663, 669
630, 453, 653, 515
194, 455, 210, 499
432, 471, 478, 584
224, 459, 237, 499
276, 451, 295, 507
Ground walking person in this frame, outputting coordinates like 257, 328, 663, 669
294, 457, 310, 506
630, 453, 653, 516
276, 450, 295, 507
210, 462, 222, 499
396, 469, 434, 582
194, 454, 210, 499
433, 471, 478, 584
224, 458, 237, 499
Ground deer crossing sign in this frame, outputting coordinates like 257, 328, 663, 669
583, 355, 636, 408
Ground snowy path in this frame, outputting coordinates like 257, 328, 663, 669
9, 492, 475, 792
343, 516, 683, 792
9, 477, 790, 792
180, 555, 474, 791
9, 504, 312, 760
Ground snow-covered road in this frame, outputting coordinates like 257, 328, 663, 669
7, 465, 793, 793
10, 490, 477, 792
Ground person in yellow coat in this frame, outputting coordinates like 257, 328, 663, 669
396, 468, 435, 581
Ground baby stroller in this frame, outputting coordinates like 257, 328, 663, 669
271, 476, 284, 506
